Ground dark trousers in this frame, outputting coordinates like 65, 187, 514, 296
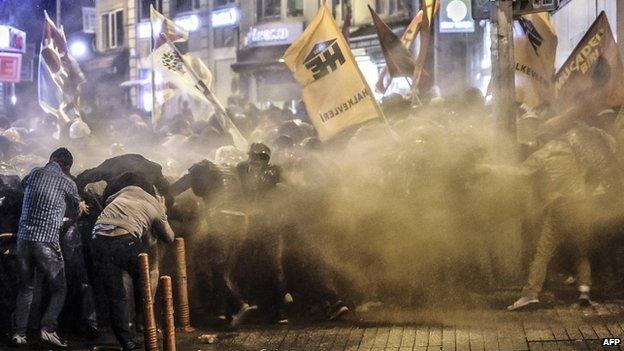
249, 225, 286, 310
211, 234, 245, 314
13, 240, 67, 335
92, 235, 142, 347
61, 224, 97, 328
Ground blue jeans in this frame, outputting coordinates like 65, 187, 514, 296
13, 239, 67, 335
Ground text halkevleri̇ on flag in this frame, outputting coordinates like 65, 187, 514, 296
38, 11, 86, 123
554, 11, 624, 110
513, 12, 557, 108
283, 4, 380, 142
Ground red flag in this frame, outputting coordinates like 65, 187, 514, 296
369, 5, 416, 79
554, 11, 624, 110
413, 0, 439, 94
375, 10, 424, 93
38, 11, 85, 122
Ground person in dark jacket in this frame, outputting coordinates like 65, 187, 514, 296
237, 143, 288, 324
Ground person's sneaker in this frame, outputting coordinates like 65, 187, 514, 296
328, 300, 350, 321
230, 303, 257, 329
283, 293, 294, 304
85, 325, 99, 339
11, 334, 27, 346
122, 340, 142, 351
40, 330, 67, 348
275, 309, 289, 325
579, 292, 592, 307
507, 296, 539, 311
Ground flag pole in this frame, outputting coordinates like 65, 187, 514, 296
159, 33, 248, 149
404, 77, 422, 106
150, 5, 157, 130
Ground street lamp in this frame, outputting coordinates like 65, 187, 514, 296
69, 40, 88, 59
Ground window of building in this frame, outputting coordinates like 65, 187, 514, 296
138, 68, 152, 112
215, 0, 236, 6
139, 0, 162, 20
287, 0, 303, 17
214, 27, 237, 48
257, 0, 281, 22
171, 0, 200, 15
375, 0, 408, 16
327, 0, 349, 20
101, 9, 124, 50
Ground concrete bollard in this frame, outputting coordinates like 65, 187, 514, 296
174, 238, 194, 332
139, 253, 159, 351
160, 276, 176, 351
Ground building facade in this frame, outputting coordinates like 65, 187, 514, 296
88, 0, 624, 114
90, 0, 423, 115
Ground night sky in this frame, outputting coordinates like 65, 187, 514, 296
0, 0, 92, 45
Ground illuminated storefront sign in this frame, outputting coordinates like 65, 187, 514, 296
212, 7, 239, 28
440, 0, 475, 33
175, 14, 200, 32
245, 22, 303, 47
0, 25, 26, 53
0, 53, 22, 82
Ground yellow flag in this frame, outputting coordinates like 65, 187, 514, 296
283, 4, 380, 142
513, 13, 557, 108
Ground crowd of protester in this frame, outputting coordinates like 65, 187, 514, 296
1, 87, 624, 350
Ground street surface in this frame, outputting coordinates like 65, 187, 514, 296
4, 300, 624, 350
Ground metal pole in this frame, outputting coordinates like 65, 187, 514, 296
56, 0, 61, 27
490, 0, 516, 135
617, 0, 624, 56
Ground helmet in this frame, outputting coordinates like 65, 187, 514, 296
2, 127, 23, 144
249, 142, 271, 158
215, 145, 246, 165
69, 119, 91, 139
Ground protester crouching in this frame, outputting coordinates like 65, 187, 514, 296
91, 173, 175, 351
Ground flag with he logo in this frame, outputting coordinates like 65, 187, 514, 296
513, 13, 557, 108
38, 11, 86, 122
283, 3, 381, 142
554, 11, 624, 110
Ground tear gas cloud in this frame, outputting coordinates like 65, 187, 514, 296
7, 92, 532, 308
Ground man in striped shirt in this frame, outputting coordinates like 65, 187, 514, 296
12, 148, 82, 349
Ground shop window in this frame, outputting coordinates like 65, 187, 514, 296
257, 0, 281, 22
287, 0, 303, 17
101, 9, 124, 50
138, 69, 152, 112
215, 0, 236, 6
139, 0, 162, 20
171, 0, 200, 15
214, 27, 237, 48
327, 0, 349, 20
375, 0, 408, 16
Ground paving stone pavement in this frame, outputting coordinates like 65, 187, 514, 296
3, 301, 624, 350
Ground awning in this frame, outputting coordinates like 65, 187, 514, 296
231, 60, 286, 72
233, 45, 290, 72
